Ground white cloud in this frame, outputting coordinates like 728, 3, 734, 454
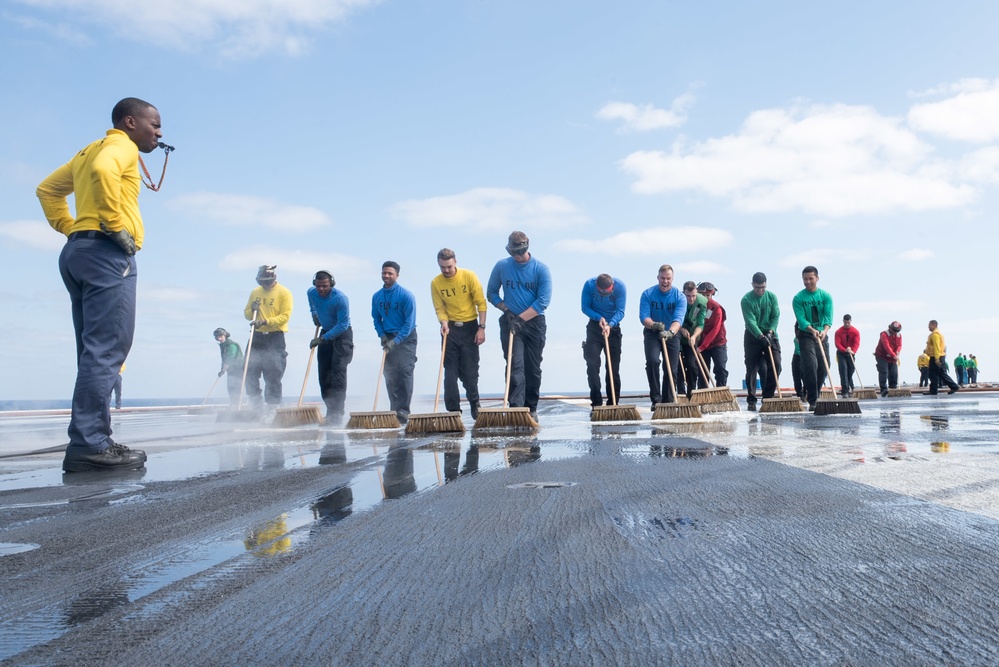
596, 93, 695, 132
908, 79, 999, 142
555, 226, 732, 256
392, 187, 587, 232
6, 12, 91, 45
0, 220, 66, 251
620, 103, 977, 216
958, 147, 999, 184
12, 0, 378, 58
778, 248, 871, 268
168, 192, 332, 232
898, 248, 934, 261
219, 245, 368, 277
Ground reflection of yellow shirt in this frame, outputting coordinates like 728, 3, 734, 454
244, 284, 293, 332
430, 268, 487, 322
36, 129, 145, 249
243, 516, 292, 557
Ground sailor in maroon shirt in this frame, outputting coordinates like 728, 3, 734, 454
834, 314, 860, 398
695, 281, 728, 388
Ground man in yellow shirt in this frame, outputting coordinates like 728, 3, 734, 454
924, 319, 959, 395
36, 97, 161, 472
244, 265, 294, 411
431, 248, 487, 418
917, 352, 930, 387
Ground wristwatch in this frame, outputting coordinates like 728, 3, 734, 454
478, 322, 486, 329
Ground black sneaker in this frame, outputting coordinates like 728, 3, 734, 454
470, 402, 480, 420
746, 403, 757, 412
808, 403, 817, 412
63, 441, 146, 473
948, 386, 959, 395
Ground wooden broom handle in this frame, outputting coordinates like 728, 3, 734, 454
766, 344, 784, 399
816, 334, 837, 393
661, 337, 679, 402
849, 351, 868, 390
373, 349, 388, 411
297, 325, 321, 407
433, 331, 447, 414
603, 332, 617, 405
504, 329, 515, 408
237, 309, 258, 408
692, 346, 713, 388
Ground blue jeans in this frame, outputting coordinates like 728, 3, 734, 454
59, 234, 137, 453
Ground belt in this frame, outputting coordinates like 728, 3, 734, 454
68, 230, 114, 242
451, 320, 478, 327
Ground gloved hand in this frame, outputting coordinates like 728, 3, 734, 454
312, 313, 320, 327
659, 328, 674, 341
383, 337, 397, 352
252, 299, 261, 311
250, 318, 266, 328
504, 311, 525, 335
218, 370, 225, 378
759, 334, 771, 348
310, 337, 324, 349
99, 222, 136, 256
651, 322, 666, 334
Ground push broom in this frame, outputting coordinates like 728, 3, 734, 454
814, 337, 862, 415
591, 332, 641, 421
887, 359, 912, 397
346, 349, 401, 429
405, 331, 465, 434
273, 325, 324, 427
849, 353, 879, 400
759, 345, 804, 412
218, 309, 262, 423
652, 338, 702, 420
474, 329, 539, 430
690, 346, 739, 412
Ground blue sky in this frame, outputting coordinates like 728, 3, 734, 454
2, 1, 998, 401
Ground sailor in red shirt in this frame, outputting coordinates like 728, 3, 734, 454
696, 282, 728, 388
834, 314, 860, 398
873, 321, 903, 397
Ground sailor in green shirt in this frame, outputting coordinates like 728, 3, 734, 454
679, 281, 707, 396
740, 271, 781, 410
215, 328, 245, 406
792, 265, 834, 411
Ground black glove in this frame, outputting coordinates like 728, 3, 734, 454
383, 338, 397, 352
651, 322, 666, 334
759, 334, 771, 348
99, 222, 136, 256
310, 337, 324, 349
504, 311, 525, 335
218, 370, 225, 378
312, 313, 320, 327
250, 318, 266, 328
252, 298, 261, 311
660, 329, 674, 341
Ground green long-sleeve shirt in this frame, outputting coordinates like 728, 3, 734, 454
792, 288, 833, 332
741, 290, 780, 339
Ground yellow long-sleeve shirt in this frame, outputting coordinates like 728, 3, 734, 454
924, 330, 946, 358
245, 283, 293, 332
430, 268, 487, 322
917, 353, 930, 369
36, 129, 145, 249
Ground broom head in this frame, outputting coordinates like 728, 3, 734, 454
820, 388, 837, 399
689, 387, 736, 405
887, 387, 912, 398
346, 411, 401, 429
652, 402, 703, 420
852, 388, 879, 400
404, 412, 465, 435
272, 405, 323, 427
759, 397, 805, 413
699, 398, 741, 413
590, 404, 642, 422
814, 398, 862, 415
473, 407, 538, 431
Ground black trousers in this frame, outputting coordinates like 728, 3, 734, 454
317, 327, 354, 419
643, 329, 680, 404
836, 351, 856, 395
443, 322, 480, 413
498, 316, 546, 411
797, 333, 829, 406
928, 357, 958, 394
792, 353, 803, 399
875, 357, 898, 393
744, 331, 781, 404
245, 331, 288, 405
700, 345, 729, 388
583, 320, 622, 406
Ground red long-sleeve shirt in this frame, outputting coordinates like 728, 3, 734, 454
698, 297, 727, 351
874, 330, 902, 361
835, 325, 860, 354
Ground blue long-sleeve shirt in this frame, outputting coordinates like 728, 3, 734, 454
486, 256, 552, 316
371, 283, 416, 344
638, 285, 687, 327
581, 277, 626, 327
308, 286, 350, 340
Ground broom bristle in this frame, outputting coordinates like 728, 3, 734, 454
590, 405, 642, 422
652, 403, 703, 420
346, 411, 401, 429
759, 397, 805, 413
404, 412, 465, 434
272, 405, 323, 427
689, 387, 736, 405
814, 398, 862, 415
820, 388, 837, 399
852, 388, 879, 400
887, 388, 912, 398
699, 398, 740, 413
473, 407, 538, 430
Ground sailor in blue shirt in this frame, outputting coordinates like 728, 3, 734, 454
371, 261, 418, 424
581, 274, 626, 407
638, 264, 687, 406
486, 231, 552, 420
307, 270, 353, 425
